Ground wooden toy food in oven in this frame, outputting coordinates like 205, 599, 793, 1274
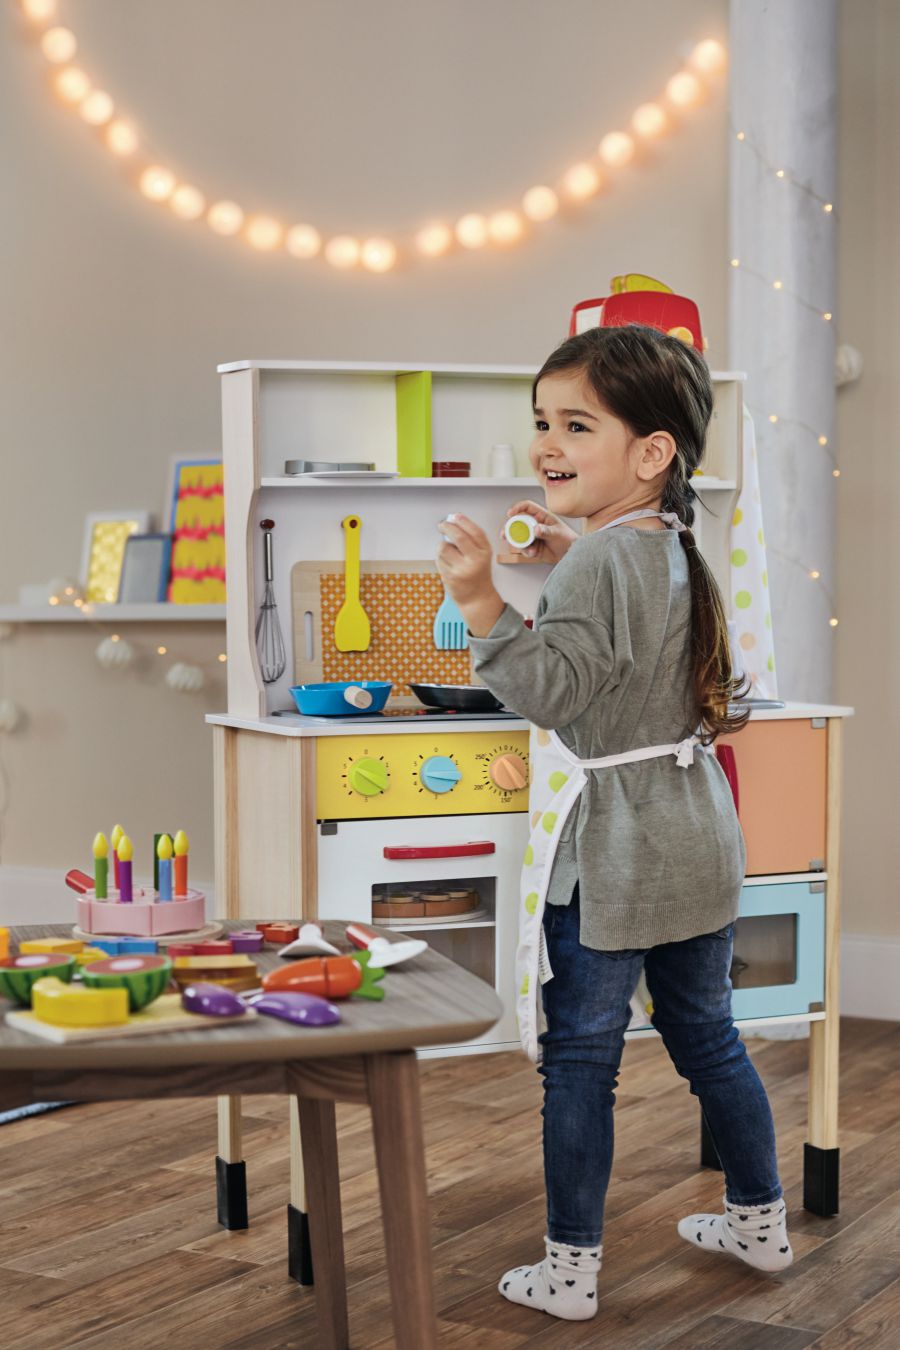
371, 894, 425, 918
263, 952, 385, 1001
31, 977, 130, 1028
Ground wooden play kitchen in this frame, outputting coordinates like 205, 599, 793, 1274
207, 357, 852, 1307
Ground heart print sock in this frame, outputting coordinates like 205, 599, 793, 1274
678, 1196, 793, 1272
498, 1235, 602, 1320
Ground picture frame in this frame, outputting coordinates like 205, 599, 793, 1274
80, 511, 151, 604
163, 457, 226, 604
117, 533, 173, 604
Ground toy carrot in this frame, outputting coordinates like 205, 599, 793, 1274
262, 950, 385, 1001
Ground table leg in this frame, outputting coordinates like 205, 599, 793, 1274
288, 1096, 314, 1286
366, 1051, 438, 1350
805, 1013, 840, 1215
297, 1095, 348, 1350
216, 1094, 249, 1230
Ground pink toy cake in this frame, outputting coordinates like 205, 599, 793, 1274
76, 888, 206, 937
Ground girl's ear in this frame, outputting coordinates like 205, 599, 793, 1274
638, 432, 677, 482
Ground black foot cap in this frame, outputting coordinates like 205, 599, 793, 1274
288, 1204, 314, 1286
216, 1156, 249, 1230
804, 1142, 840, 1216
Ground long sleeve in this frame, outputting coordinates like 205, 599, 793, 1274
468, 545, 616, 727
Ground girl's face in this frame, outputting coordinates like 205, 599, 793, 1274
529, 370, 673, 530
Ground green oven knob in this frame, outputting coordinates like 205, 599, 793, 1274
348, 757, 389, 796
419, 755, 462, 794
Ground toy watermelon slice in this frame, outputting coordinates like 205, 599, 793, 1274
82, 954, 173, 1011
0, 954, 76, 1006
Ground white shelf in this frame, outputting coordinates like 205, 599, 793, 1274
220, 358, 746, 381
260, 475, 737, 490
374, 918, 496, 932
0, 604, 226, 624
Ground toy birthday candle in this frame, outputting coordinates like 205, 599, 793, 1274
157, 834, 173, 901
93, 832, 108, 899
111, 824, 124, 890
174, 830, 189, 898
117, 834, 133, 903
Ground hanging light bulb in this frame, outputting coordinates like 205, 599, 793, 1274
286, 223, 322, 258
415, 223, 453, 257
361, 237, 397, 272
207, 200, 244, 236
170, 185, 206, 220
631, 103, 668, 137
139, 166, 175, 202
689, 38, 727, 73
455, 213, 489, 248
55, 66, 90, 103
598, 131, 635, 167
22, 0, 57, 22
80, 90, 114, 125
245, 215, 282, 250
106, 119, 138, 155
324, 235, 361, 267
562, 163, 601, 200
487, 210, 523, 244
666, 71, 704, 107
40, 26, 76, 62
522, 186, 558, 221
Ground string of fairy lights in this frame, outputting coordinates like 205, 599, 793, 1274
18, 0, 727, 270
729, 125, 840, 630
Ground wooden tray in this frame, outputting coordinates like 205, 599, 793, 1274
6, 993, 257, 1043
291, 560, 478, 704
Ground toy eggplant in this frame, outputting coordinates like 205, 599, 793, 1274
262, 949, 385, 1001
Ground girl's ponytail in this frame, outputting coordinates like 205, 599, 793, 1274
534, 324, 751, 745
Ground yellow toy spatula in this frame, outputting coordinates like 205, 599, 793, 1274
334, 514, 371, 652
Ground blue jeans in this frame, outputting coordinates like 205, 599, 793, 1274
539, 886, 783, 1246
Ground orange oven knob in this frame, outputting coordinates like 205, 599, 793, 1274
488, 752, 528, 792
347, 757, 389, 797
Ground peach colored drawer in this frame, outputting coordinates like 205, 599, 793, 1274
718, 719, 827, 875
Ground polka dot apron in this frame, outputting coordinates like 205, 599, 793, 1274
516, 509, 700, 1063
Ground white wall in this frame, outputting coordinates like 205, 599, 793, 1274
0, 0, 728, 880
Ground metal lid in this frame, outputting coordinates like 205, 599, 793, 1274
284, 459, 376, 474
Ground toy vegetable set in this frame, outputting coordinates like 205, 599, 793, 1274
0, 832, 428, 1043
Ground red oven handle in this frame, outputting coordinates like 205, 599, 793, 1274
382, 841, 496, 860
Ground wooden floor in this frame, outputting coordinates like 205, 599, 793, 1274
0, 1017, 897, 1348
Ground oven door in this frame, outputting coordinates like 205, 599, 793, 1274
317, 813, 527, 1052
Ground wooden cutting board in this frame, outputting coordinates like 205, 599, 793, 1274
291, 560, 477, 704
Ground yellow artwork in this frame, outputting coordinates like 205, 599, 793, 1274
85, 519, 142, 603
167, 460, 226, 604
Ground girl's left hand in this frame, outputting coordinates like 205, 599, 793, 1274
436, 514, 495, 606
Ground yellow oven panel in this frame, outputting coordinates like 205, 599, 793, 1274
315, 730, 530, 819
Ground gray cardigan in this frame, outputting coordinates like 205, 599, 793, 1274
468, 526, 746, 950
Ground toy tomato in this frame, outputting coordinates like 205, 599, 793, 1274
262, 952, 384, 1001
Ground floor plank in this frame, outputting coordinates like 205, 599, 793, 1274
0, 1016, 895, 1348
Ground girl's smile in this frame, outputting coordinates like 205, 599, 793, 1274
530, 370, 674, 531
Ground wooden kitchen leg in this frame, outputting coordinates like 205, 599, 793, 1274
366, 1051, 438, 1350
216, 1094, 249, 1229
805, 717, 843, 1216
297, 1095, 348, 1350
288, 1096, 314, 1285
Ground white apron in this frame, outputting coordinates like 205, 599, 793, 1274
515, 509, 699, 1063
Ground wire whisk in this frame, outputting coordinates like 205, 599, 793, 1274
256, 518, 286, 683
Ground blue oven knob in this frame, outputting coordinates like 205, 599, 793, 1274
419, 755, 462, 794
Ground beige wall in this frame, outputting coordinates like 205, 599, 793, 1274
2, 0, 728, 882
836, 0, 900, 937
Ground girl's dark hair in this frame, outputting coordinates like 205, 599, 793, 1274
533, 323, 750, 743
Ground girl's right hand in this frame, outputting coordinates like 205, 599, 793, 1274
503, 501, 579, 563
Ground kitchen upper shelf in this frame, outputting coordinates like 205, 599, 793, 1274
0, 604, 226, 624
260, 475, 738, 490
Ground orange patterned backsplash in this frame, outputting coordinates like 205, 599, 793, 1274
317, 571, 472, 695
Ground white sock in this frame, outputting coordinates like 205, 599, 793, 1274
498, 1235, 602, 1320
678, 1196, 793, 1272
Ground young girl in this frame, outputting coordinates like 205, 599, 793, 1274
436, 324, 792, 1323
